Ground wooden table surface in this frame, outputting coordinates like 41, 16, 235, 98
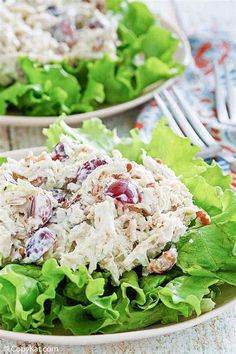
0, 1, 236, 353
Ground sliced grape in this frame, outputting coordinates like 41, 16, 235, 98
77, 158, 107, 182
51, 143, 68, 161
88, 19, 104, 29
53, 20, 77, 47
25, 227, 56, 262
104, 180, 139, 204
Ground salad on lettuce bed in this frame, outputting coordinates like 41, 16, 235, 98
0, 118, 235, 335
0, 0, 183, 117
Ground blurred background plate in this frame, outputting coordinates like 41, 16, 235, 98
0, 18, 191, 127
0, 146, 235, 345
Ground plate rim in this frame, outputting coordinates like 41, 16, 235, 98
0, 17, 191, 127
0, 146, 235, 345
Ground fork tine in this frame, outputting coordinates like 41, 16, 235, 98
198, 145, 222, 159
172, 86, 217, 146
161, 89, 205, 147
225, 62, 236, 124
213, 62, 230, 124
154, 93, 184, 137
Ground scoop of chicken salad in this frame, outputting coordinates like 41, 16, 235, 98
0, 118, 236, 336
0, 134, 199, 283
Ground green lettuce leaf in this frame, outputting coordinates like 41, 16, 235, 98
58, 276, 119, 335
106, 0, 123, 12
146, 119, 232, 215
138, 274, 169, 310
159, 276, 218, 317
116, 128, 146, 163
44, 117, 119, 152
147, 119, 209, 178
102, 301, 180, 333
200, 162, 232, 189
118, 23, 139, 53
141, 26, 179, 64
135, 57, 178, 92
0, 259, 118, 334
211, 189, 236, 223
77, 79, 105, 112
88, 55, 135, 103
43, 116, 70, 150
0, 264, 41, 332
20, 58, 81, 107
102, 271, 180, 334
0, 58, 82, 116
24, 87, 70, 116
177, 222, 236, 285
62, 59, 90, 89
0, 82, 42, 115
0, 157, 7, 166
122, 1, 155, 36
79, 118, 120, 151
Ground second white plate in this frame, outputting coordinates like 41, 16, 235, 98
0, 18, 191, 127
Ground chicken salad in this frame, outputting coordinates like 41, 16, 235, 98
0, 135, 197, 283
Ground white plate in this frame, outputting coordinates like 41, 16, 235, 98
0, 18, 191, 127
0, 147, 235, 345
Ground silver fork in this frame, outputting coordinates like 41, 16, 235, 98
214, 61, 236, 124
154, 86, 236, 171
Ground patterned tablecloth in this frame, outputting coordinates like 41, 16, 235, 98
0, 1, 235, 353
